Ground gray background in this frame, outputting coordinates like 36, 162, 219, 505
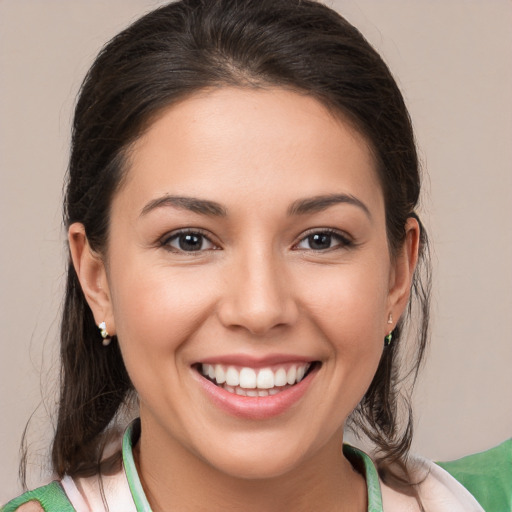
1, 0, 511, 501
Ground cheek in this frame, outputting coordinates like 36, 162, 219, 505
298, 261, 390, 346
297, 260, 389, 404
108, 260, 220, 356
107, 262, 224, 419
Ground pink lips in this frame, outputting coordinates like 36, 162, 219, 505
193, 356, 318, 420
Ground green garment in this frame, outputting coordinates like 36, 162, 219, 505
0, 422, 382, 512
437, 439, 512, 512
2, 427, 510, 512
1, 481, 74, 512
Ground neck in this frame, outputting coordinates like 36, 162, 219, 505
134, 419, 367, 512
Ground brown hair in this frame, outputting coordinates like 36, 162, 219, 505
25, 0, 430, 494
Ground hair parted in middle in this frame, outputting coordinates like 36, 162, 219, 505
48, 0, 430, 487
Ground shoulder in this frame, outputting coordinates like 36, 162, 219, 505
7, 504, 43, 512
436, 439, 512, 512
1, 481, 74, 512
380, 456, 485, 512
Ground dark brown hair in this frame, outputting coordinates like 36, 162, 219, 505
32, 0, 430, 491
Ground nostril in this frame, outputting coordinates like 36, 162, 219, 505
215, 277, 299, 335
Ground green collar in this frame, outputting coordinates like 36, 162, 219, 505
343, 444, 384, 512
123, 420, 151, 512
122, 420, 383, 512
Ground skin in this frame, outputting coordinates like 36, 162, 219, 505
69, 87, 419, 511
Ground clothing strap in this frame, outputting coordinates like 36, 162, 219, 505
121, 420, 385, 512
1, 481, 75, 512
343, 444, 384, 512
122, 421, 152, 512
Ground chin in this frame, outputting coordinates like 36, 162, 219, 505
212, 452, 304, 481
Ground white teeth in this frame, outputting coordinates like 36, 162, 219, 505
286, 366, 297, 385
200, 362, 312, 392
274, 367, 287, 387
257, 368, 274, 389
239, 367, 257, 389
215, 364, 226, 384
225, 366, 240, 387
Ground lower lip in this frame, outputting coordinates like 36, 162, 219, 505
194, 367, 318, 420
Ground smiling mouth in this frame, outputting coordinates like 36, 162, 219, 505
196, 362, 319, 397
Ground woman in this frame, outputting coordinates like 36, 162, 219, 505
2, 1, 510, 511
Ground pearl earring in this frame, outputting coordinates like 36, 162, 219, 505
98, 321, 111, 346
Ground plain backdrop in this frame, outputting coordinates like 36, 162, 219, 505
1, 0, 511, 502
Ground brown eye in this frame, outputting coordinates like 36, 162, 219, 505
296, 230, 351, 251
164, 231, 216, 252
307, 233, 332, 250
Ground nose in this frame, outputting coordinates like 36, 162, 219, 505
217, 248, 299, 336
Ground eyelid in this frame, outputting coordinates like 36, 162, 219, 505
293, 227, 353, 251
159, 228, 220, 252
157, 227, 353, 253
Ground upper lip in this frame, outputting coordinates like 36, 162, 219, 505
195, 353, 315, 368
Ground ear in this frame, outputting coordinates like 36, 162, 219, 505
386, 217, 421, 326
68, 223, 116, 335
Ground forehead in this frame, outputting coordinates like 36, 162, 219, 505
117, 87, 383, 216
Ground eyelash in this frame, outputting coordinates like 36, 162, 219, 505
159, 228, 353, 254
293, 228, 353, 252
160, 229, 218, 254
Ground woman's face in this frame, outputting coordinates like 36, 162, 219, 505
74, 87, 416, 479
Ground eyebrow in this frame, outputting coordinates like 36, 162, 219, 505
139, 193, 370, 220
287, 194, 371, 219
140, 195, 227, 217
